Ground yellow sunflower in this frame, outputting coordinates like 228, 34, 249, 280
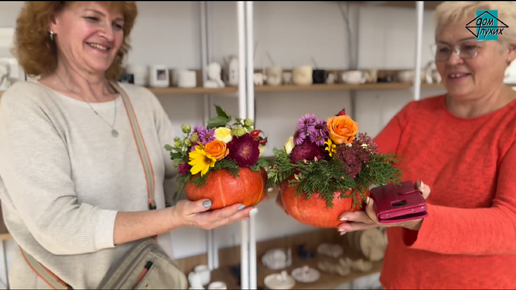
188, 146, 216, 176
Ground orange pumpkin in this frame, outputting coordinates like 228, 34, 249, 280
184, 168, 268, 210
280, 178, 370, 228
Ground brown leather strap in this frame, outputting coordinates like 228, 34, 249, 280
111, 81, 158, 241
110, 81, 157, 211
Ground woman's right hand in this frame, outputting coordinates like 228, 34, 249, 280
171, 199, 254, 230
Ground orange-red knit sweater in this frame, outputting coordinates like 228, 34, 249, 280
374, 94, 516, 289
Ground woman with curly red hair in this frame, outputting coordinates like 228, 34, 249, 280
0, 2, 253, 289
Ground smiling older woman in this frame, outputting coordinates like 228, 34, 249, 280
277, 1, 516, 289
338, 1, 516, 289
0, 2, 254, 289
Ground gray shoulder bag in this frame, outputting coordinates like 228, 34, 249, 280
19, 82, 188, 289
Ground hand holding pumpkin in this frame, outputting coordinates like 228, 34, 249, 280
171, 199, 254, 230
336, 180, 431, 234
268, 111, 402, 229
166, 106, 269, 214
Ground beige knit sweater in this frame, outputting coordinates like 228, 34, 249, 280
0, 81, 179, 289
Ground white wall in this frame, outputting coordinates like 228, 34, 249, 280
0, 0, 446, 284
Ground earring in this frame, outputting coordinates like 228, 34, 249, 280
49, 30, 54, 42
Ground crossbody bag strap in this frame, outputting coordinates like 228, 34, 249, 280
110, 81, 157, 210
19, 247, 71, 289
111, 82, 158, 242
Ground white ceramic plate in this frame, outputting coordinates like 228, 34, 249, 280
291, 267, 320, 283
264, 273, 295, 289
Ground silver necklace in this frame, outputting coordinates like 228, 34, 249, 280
56, 74, 120, 138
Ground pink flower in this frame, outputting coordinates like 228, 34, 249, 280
178, 162, 191, 175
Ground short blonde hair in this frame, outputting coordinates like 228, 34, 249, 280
12, 1, 138, 81
434, 1, 516, 47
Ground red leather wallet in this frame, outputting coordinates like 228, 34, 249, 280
370, 181, 428, 224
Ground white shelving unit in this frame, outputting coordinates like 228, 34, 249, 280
199, 1, 428, 289
196, 2, 259, 289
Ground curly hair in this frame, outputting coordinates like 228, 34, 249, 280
11, 1, 138, 81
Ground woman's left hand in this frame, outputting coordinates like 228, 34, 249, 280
337, 180, 431, 235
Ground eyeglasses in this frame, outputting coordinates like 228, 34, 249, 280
430, 40, 483, 61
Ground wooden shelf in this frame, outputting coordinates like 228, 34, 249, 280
0, 87, 238, 98
255, 83, 408, 92
421, 83, 445, 89
254, 82, 444, 92
0, 234, 11, 241
0, 83, 443, 98
147, 86, 238, 95
352, 1, 444, 10
148, 83, 444, 95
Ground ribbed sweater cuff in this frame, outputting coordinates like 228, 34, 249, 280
403, 203, 436, 249
94, 210, 118, 250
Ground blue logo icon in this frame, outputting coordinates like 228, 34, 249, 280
465, 10, 508, 41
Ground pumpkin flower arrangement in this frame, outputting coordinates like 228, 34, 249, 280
267, 109, 402, 228
165, 106, 269, 210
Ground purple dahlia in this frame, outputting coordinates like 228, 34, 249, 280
290, 138, 326, 164
227, 133, 260, 168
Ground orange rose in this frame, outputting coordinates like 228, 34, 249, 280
205, 139, 229, 160
326, 115, 358, 144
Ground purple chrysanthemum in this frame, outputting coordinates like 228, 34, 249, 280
227, 133, 260, 168
307, 119, 327, 135
178, 162, 191, 175
297, 113, 317, 131
309, 133, 327, 146
306, 119, 328, 146
192, 124, 204, 135
306, 126, 317, 136
293, 129, 307, 145
198, 128, 215, 145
